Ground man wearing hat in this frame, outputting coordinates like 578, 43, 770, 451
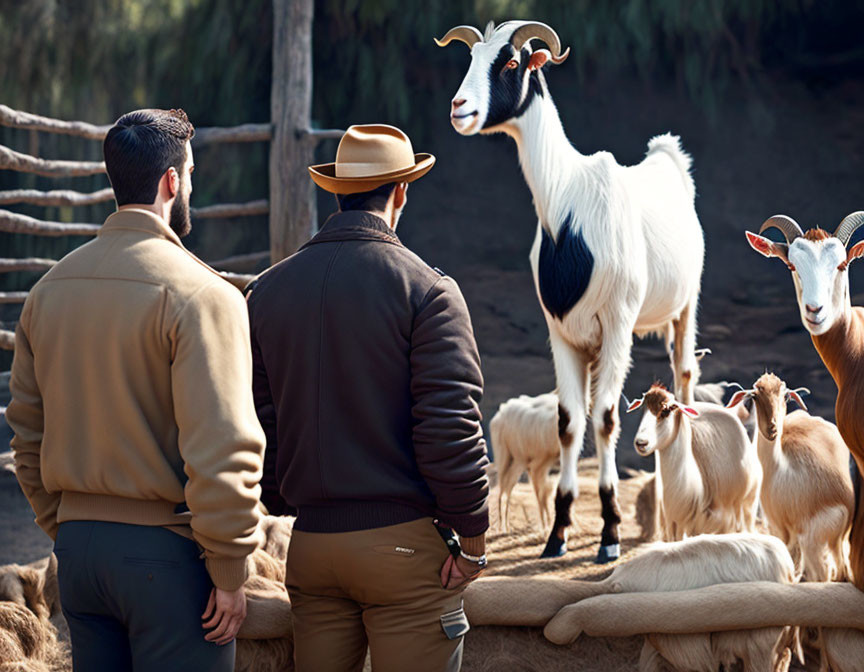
246, 124, 489, 671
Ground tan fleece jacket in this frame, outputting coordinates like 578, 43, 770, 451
6, 209, 266, 591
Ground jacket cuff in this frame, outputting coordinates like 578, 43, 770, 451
439, 509, 489, 538
205, 556, 249, 591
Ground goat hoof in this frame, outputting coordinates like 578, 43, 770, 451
594, 543, 620, 564
540, 536, 567, 558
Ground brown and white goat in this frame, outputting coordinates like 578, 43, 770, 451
490, 392, 559, 532
628, 384, 760, 540
747, 211, 864, 589
727, 373, 854, 582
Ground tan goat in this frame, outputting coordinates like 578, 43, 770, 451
491, 393, 559, 532
727, 373, 854, 582
628, 384, 760, 540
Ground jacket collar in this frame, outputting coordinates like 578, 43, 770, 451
99, 208, 184, 247
302, 210, 403, 249
99, 208, 225, 280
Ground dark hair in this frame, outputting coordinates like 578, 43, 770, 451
335, 182, 397, 212
103, 109, 195, 206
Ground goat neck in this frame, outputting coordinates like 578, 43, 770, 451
811, 306, 864, 392
506, 87, 581, 232
754, 414, 786, 476
657, 412, 702, 498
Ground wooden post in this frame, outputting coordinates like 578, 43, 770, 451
269, 0, 316, 263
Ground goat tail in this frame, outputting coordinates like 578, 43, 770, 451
646, 133, 695, 201
850, 457, 864, 590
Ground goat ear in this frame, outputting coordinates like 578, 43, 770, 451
626, 398, 643, 413
746, 232, 792, 267
726, 390, 750, 409
674, 403, 699, 418
527, 49, 551, 71
846, 241, 864, 266
786, 390, 808, 411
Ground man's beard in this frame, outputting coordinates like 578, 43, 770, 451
169, 184, 192, 238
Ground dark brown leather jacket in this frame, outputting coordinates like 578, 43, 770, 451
246, 211, 489, 537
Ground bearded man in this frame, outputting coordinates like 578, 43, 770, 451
6, 108, 266, 671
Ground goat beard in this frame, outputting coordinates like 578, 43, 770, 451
169, 181, 192, 238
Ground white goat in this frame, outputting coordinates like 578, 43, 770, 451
727, 373, 854, 583
628, 383, 760, 540
437, 20, 705, 561
491, 392, 558, 532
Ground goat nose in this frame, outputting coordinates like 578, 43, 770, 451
452, 98, 467, 109
634, 439, 648, 449
806, 303, 823, 314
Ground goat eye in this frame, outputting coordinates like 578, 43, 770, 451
504, 59, 519, 71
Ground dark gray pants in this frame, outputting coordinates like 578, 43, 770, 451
55, 521, 234, 672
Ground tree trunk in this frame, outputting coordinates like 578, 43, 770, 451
269, 0, 316, 263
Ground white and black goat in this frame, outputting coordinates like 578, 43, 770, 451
437, 21, 705, 560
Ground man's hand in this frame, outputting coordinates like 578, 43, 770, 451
202, 587, 247, 645
440, 553, 484, 590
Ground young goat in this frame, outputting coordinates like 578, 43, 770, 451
437, 20, 705, 561
727, 373, 854, 582
746, 212, 864, 589
628, 384, 760, 540
491, 392, 558, 532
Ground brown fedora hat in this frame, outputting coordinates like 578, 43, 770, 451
308, 124, 435, 194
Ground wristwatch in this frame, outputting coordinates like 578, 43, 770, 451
459, 550, 488, 569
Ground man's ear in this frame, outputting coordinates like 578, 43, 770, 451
745, 231, 793, 269
393, 182, 408, 210
527, 49, 551, 71
165, 167, 179, 199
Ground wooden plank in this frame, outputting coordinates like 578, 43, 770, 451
0, 292, 27, 304
191, 199, 269, 219
0, 210, 100, 236
218, 272, 256, 292
0, 104, 110, 140
0, 258, 57, 273
269, 0, 317, 263
193, 124, 272, 145
208, 251, 269, 272
0, 144, 105, 177
0, 187, 114, 206
0, 105, 270, 145
299, 128, 345, 141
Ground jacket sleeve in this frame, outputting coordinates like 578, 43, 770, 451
410, 275, 489, 537
170, 280, 266, 591
247, 294, 292, 516
7, 303, 61, 540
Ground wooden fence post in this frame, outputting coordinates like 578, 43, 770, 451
269, 0, 316, 264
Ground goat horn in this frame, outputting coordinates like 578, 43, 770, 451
759, 215, 804, 245
834, 211, 864, 247
509, 22, 570, 64
434, 25, 483, 49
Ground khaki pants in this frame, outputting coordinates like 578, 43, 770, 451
286, 517, 467, 672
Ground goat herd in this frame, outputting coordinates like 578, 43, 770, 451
1, 17, 864, 672
437, 18, 864, 672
